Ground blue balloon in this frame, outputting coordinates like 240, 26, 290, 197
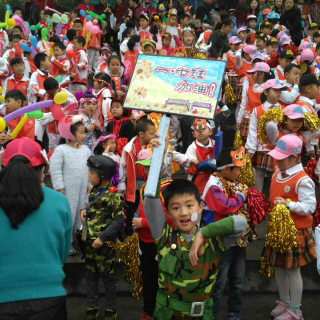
87, 15, 93, 21
62, 35, 67, 41
5, 5, 11, 11
30, 35, 38, 49
20, 43, 31, 53
80, 10, 86, 17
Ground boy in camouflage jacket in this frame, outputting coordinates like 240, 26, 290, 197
81, 155, 124, 320
144, 178, 248, 320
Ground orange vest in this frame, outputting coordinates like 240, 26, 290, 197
124, 50, 139, 77
7, 116, 35, 140
275, 67, 286, 81
225, 52, 236, 71
99, 63, 108, 73
236, 60, 252, 82
297, 100, 317, 116
270, 170, 313, 230
6, 78, 29, 97
246, 84, 262, 114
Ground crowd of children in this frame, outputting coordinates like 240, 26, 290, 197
0, 0, 320, 320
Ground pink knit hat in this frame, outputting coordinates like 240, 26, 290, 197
268, 134, 302, 160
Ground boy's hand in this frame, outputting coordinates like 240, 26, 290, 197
189, 231, 204, 267
190, 159, 199, 166
80, 209, 87, 225
92, 237, 103, 248
132, 217, 142, 229
274, 197, 286, 206
87, 124, 95, 132
116, 90, 125, 98
241, 186, 249, 198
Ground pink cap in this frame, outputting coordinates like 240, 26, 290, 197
283, 104, 305, 119
263, 79, 285, 90
280, 36, 291, 45
247, 62, 270, 73
247, 14, 257, 21
137, 149, 152, 161
237, 27, 247, 34
252, 52, 266, 62
277, 31, 287, 41
268, 134, 302, 160
300, 48, 314, 63
229, 36, 242, 44
299, 41, 313, 51
243, 45, 256, 58
262, 8, 272, 15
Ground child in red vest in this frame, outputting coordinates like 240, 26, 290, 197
49, 42, 71, 80
280, 64, 301, 108
184, 118, 215, 195
3, 58, 29, 98
274, 50, 295, 81
246, 79, 286, 192
246, 15, 257, 44
87, 21, 101, 75
27, 53, 52, 104
138, 12, 150, 42
117, 116, 157, 236
124, 35, 141, 78
222, 36, 242, 72
264, 134, 316, 320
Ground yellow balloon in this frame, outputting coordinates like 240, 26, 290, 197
54, 92, 68, 105
0, 86, 2, 95
7, 18, 16, 28
0, 117, 6, 132
0, 96, 4, 104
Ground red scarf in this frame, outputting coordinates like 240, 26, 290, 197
112, 117, 129, 137
195, 140, 214, 161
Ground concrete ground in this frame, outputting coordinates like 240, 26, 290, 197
67, 293, 319, 320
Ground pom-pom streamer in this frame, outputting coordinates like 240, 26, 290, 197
304, 113, 320, 132
258, 107, 283, 143
233, 130, 243, 149
238, 155, 255, 187
225, 83, 236, 105
247, 188, 270, 225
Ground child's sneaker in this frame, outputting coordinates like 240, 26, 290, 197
140, 312, 153, 320
104, 308, 117, 320
228, 312, 240, 320
271, 301, 289, 317
274, 309, 304, 320
85, 306, 99, 320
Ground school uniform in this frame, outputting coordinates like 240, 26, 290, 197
274, 65, 286, 81
94, 87, 112, 127
87, 32, 101, 74
2, 74, 30, 97
280, 81, 300, 107
49, 55, 71, 80
0, 29, 9, 54
0, 58, 9, 88
69, 48, 88, 94
27, 69, 50, 104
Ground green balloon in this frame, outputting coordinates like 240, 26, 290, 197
30, 25, 36, 31
52, 13, 61, 24
25, 21, 30, 28
100, 14, 106, 20
36, 23, 41, 30
41, 28, 48, 40
102, 21, 107, 26
55, 75, 64, 84
61, 14, 69, 24
27, 110, 43, 119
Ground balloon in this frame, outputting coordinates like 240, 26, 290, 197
91, 26, 100, 34
7, 18, 15, 28
49, 42, 54, 48
30, 35, 38, 48
30, 25, 36, 31
42, 40, 50, 55
64, 102, 78, 115
101, 21, 107, 26
61, 14, 69, 24
12, 15, 29, 36
52, 13, 61, 24
5, 5, 11, 11
46, 18, 53, 26
41, 28, 48, 41
45, 6, 62, 15
10, 115, 28, 139
87, 15, 93, 21
20, 43, 31, 53
80, 10, 87, 17
86, 11, 97, 18
0, 96, 4, 104
36, 23, 41, 30
0, 23, 7, 29
3, 100, 53, 123
54, 92, 68, 105
100, 14, 106, 20
0, 87, 2, 95
56, 22, 62, 36
50, 104, 64, 121
25, 21, 30, 28
55, 75, 64, 84
66, 50, 75, 59
0, 117, 5, 131
86, 21, 93, 31
27, 110, 43, 119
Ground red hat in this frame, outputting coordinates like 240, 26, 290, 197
2, 138, 48, 167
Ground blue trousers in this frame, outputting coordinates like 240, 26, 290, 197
212, 246, 246, 317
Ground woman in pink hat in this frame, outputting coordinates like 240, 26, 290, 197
262, 134, 317, 320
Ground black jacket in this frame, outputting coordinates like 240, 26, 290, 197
106, 119, 135, 142
195, 2, 213, 21
22, 2, 40, 26
209, 30, 229, 58
280, 7, 303, 46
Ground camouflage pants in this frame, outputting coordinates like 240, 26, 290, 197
85, 242, 116, 309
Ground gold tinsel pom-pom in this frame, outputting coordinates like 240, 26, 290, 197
238, 155, 255, 187
266, 204, 298, 253
258, 107, 284, 143
304, 113, 320, 132
233, 130, 243, 149
225, 84, 236, 105
259, 257, 275, 278
106, 233, 142, 300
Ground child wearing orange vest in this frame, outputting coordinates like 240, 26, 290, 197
87, 22, 101, 75
138, 12, 150, 42
124, 35, 141, 78
237, 62, 271, 141
49, 42, 71, 80
246, 79, 286, 192
279, 64, 301, 108
274, 50, 295, 81
184, 118, 215, 195
27, 53, 52, 104
93, 73, 113, 127
222, 36, 242, 72
264, 134, 316, 320
246, 15, 257, 45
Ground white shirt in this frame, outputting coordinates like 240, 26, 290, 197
277, 163, 316, 216
280, 81, 299, 105
274, 65, 285, 80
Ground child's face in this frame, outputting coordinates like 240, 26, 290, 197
89, 169, 101, 186
109, 58, 121, 75
12, 62, 25, 77
74, 23, 82, 33
74, 124, 86, 144
167, 193, 203, 235
103, 138, 116, 153
261, 27, 272, 36
243, 52, 252, 61
248, 20, 256, 29
284, 118, 304, 133
266, 44, 278, 55
12, 28, 22, 36
93, 80, 103, 90
139, 18, 148, 29
285, 67, 301, 85
230, 43, 240, 52
221, 166, 241, 182
279, 57, 293, 69
265, 88, 281, 103
41, 56, 52, 71
13, 10, 23, 18
0, 130, 9, 145
46, 88, 58, 97
192, 127, 212, 145
251, 0, 258, 9
276, 155, 298, 172
72, 12, 78, 20
53, 46, 64, 57
143, 45, 156, 54
163, 37, 171, 47
314, 36, 320, 45
139, 124, 156, 145
42, 14, 49, 22
160, 11, 166, 18
169, 15, 177, 26
75, 40, 83, 50
111, 102, 123, 118
256, 39, 266, 50
304, 84, 320, 99
254, 71, 266, 84
181, 17, 190, 27
308, 29, 316, 37
183, 32, 194, 46
238, 31, 247, 41
275, 0, 283, 7
152, 19, 162, 28
84, 102, 98, 117
5, 98, 22, 112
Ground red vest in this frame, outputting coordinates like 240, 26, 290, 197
7, 116, 35, 140
225, 52, 236, 72
246, 84, 262, 114
275, 67, 286, 81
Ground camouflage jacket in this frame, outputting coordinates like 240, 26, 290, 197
155, 223, 227, 303
86, 183, 124, 243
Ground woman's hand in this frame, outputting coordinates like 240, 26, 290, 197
189, 231, 204, 267
92, 237, 104, 248
132, 218, 142, 230
80, 209, 87, 225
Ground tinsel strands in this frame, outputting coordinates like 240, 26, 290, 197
238, 155, 255, 187
258, 108, 283, 143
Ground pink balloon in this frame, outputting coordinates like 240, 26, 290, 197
4, 100, 54, 123
86, 21, 93, 31
12, 15, 29, 36
91, 26, 100, 35
64, 102, 78, 115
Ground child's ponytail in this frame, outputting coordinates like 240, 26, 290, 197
127, 35, 141, 51
149, 25, 159, 43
